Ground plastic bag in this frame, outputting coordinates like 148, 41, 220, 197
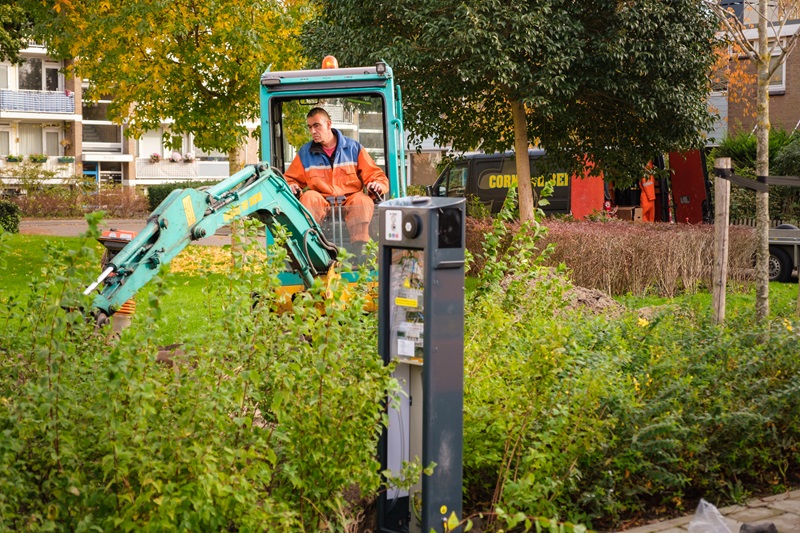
688, 499, 732, 533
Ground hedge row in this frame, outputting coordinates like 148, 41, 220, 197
467, 218, 756, 297
147, 180, 223, 211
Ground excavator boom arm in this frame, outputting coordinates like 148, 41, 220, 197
88, 164, 337, 318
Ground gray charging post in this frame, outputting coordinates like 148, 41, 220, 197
377, 196, 466, 533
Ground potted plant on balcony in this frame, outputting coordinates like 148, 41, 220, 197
58, 156, 75, 163
183, 152, 195, 163
149, 153, 162, 163
30, 153, 49, 163
5, 154, 22, 163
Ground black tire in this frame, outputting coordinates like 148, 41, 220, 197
776, 224, 799, 230
768, 247, 793, 283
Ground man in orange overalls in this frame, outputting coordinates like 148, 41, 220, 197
284, 107, 389, 246
639, 163, 656, 222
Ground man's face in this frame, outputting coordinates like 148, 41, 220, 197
307, 113, 334, 145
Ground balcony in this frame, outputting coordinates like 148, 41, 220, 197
0, 156, 75, 180
0, 89, 75, 114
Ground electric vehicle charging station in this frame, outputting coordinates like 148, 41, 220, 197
377, 196, 466, 533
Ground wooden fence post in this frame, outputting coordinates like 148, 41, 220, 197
713, 158, 732, 325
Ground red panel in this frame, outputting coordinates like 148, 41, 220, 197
570, 166, 605, 220
669, 150, 707, 224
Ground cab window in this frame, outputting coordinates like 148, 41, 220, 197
270, 95, 387, 173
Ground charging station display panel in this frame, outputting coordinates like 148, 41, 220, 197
389, 250, 425, 364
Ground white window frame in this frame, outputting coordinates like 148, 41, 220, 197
83, 99, 124, 152
43, 126, 61, 156
0, 63, 9, 90
0, 126, 12, 156
743, 39, 787, 94
17, 57, 63, 92
769, 54, 786, 94
43, 61, 62, 92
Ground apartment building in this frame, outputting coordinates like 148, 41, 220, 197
0, 44, 260, 188
714, 1, 800, 140
0, 44, 79, 179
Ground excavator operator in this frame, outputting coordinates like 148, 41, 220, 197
639, 163, 656, 223
284, 107, 389, 251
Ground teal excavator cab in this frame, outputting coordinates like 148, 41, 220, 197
86, 59, 405, 321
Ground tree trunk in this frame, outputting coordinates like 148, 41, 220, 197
228, 145, 245, 175
511, 99, 534, 222
227, 146, 246, 256
755, 0, 770, 321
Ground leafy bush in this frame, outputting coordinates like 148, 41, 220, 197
712, 128, 797, 171
558, 310, 800, 527
148, 180, 222, 211
770, 138, 800, 222
1, 162, 149, 217
461, 213, 800, 528
0, 199, 20, 233
0, 217, 391, 531
710, 129, 800, 221
773, 136, 800, 176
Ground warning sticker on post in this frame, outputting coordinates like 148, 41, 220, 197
397, 339, 416, 357
395, 296, 418, 308
385, 209, 403, 241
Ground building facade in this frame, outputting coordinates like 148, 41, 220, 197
714, 1, 800, 140
0, 44, 260, 188
1, 45, 440, 189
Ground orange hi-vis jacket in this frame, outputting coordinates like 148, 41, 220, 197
284, 129, 389, 242
284, 128, 388, 199
640, 176, 656, 203
640, 175, 656, 222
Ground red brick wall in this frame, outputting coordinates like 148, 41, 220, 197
728, 49, 800, 134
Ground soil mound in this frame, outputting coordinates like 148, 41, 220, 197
563, 286, 625, 317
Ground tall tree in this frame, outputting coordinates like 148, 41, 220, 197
710, 0, 800, 320
27, 0, 309, 174
303, 0, 718, 222
0, 0, 29, 63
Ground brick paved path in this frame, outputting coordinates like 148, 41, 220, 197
620, 490, 800, 533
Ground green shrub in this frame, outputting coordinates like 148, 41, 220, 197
563, 310, 800, 527
711, 129, 800, 221
148, 180, 222, 211
463, 279, 800, 529
0, 217, 391, 531
712, 128, 797, 171
0, 200, 20, 233
770, 139, 800, 222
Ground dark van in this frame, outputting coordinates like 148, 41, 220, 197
428, 150, 573, 215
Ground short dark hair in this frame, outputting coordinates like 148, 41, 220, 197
307, 107, 331, 121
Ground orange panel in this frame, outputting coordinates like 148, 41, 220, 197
570, 166, 605, 220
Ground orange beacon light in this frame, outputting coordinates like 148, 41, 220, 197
321, 55, 339, 69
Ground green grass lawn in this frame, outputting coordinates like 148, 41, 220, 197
3, 234, 798, 345
616, 281, 799, 320
0, 234, 231, 344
